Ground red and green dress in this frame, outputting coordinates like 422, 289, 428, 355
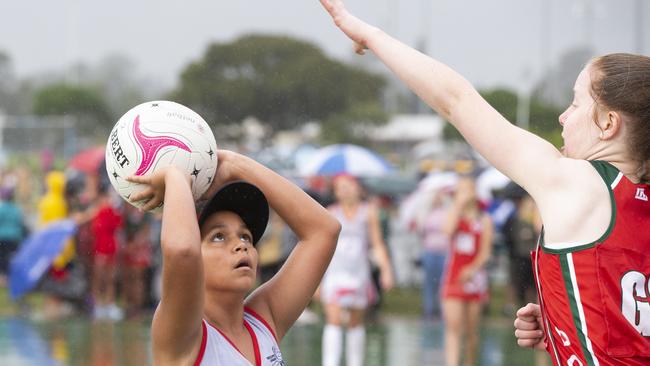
533, 160, 650, 366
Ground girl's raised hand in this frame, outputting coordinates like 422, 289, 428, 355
199, 150, 240, 201
126, 167, 176, 211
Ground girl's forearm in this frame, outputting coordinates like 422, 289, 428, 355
161, 169, 201, 253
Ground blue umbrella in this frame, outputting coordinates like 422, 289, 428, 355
298, 144, 394, 177
9, 219, 77, 300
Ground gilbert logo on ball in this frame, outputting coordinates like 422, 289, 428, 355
106, 101, 218, 210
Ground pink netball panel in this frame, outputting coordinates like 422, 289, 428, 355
132, 115, 191, 176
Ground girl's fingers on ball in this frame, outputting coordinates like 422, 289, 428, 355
142, 196, 162, 211
130, 188, 154, 203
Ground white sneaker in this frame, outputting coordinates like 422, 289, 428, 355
107, 304, 124, 321
93, 305, 108, 320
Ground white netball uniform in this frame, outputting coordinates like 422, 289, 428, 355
320, 203, 375, 309
194, 307, 285, 366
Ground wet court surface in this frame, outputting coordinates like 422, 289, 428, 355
0, 315, 541, 365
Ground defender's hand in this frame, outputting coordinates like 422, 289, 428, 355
514, 303, 546, 350
319, 0, 376, 55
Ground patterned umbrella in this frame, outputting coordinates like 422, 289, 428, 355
298, 144, 394, 177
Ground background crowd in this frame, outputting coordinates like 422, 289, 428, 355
0, 134, 561, 366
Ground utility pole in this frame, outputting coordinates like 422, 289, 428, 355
0, 110, 5, 155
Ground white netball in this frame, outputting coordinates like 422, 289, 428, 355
105, 101, 218, 209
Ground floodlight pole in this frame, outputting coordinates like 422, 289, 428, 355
0, 110, 5, 155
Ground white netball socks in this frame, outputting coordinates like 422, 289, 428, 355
346, 325, 366, 366
322, 324, 343, 366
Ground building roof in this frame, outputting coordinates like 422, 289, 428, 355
368, 114, 444, 142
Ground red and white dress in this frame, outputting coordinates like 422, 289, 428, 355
534, 161, 650, 366
194, 307, 285, 366
320, 203, 376, 308
441, 217, 488, 302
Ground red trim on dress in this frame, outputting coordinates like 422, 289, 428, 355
244, 307, 278, 343
243, 320, 262, 366
193, 321, 208, 366
206, 318, 261, 366
212, 325, 244, 354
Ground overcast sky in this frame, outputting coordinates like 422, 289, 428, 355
1, 0, 647, 90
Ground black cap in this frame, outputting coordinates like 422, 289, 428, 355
198, 181, 269, 245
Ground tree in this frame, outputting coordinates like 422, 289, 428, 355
0, 51, 20, 114
529, 98, 563, 147
33, 83, 112, 134
171, 34, 387, 138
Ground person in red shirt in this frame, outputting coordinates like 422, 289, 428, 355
441, 176, 493, 366
91, 185, 123, 320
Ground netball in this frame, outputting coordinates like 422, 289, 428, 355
105, 101, 218, 209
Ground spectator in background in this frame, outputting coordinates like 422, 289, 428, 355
91, 185, 123, 321
38, 171, 76, 319
368, 194, 393, 316
121, 203, 152, 318
503, 189, 542, 308
65, 172, 98, 315
0, 187, 26, 285
413, 189, 452, 321
441, 176, 493, 366
320, 174, 394, 366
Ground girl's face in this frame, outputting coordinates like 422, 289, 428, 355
200, 211, 258, 293
454, 177, 477, 203
333, 176, 361, 203
558, 66, 603, 159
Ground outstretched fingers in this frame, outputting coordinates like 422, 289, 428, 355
319, 0, 336, 15
319, 0, 347, 26
319, 0, 371, 56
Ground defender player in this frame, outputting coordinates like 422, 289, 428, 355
318, 0, 650, 364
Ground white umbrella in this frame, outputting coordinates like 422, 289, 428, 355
298, 144, 394, 177
398, 171, 458, 229
476, 166, 511, 202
